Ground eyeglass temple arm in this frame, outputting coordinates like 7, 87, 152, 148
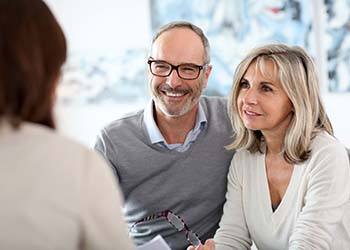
131, 210, 170, 227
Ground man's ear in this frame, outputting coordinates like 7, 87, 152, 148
202, 64, 212, 89
205, 64, 212, 80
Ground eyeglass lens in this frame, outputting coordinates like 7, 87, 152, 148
167, 212, 201, 246
167, 212, 185, 230
187, 231, 201, 246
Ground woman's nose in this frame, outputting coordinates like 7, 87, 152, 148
243, 88, 258, 105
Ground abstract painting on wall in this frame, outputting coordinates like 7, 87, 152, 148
324, 0, 350, 92
57, 49, 149, 105
57, 0, 348, 105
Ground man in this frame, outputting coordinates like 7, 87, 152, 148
95, 21, 235, 250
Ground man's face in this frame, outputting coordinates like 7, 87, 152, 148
148, 28, 211, 118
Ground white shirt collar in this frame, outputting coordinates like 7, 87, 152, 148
143, 99, 207, 145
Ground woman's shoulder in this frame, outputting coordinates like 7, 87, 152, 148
22, 122, 89, 154
311, 131, 347, 156
306, 131, 349, 171
231, 148, 262, 173
1, 122, 103, 169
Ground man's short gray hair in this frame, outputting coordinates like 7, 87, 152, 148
151, 21, 211, 64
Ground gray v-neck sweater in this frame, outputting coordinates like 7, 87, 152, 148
95, 96, 235, 250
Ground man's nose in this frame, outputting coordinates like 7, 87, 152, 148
166, 69, 182, 88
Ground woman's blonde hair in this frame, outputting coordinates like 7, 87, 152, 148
227, 44, 333, 163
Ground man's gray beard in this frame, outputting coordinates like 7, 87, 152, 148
150, 78, 206, 117
155, 95, 198, 118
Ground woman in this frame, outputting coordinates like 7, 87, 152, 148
190, 44, 350, 249
0, 1, 133, 249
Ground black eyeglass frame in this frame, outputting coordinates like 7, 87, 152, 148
147, 58, 208, 80
130, 210, 201, 246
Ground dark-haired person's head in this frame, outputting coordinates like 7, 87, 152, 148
0, 0, 67, 129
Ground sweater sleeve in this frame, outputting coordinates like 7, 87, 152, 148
214, 155, 252, 250
94, 128, 120, 180
79, 150, 134, 250
289, 142, 350, 249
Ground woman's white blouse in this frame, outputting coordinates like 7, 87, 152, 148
214, 132, 350, 250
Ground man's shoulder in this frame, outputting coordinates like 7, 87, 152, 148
200, 95, 228, 111
200, 95, 229, 117
103, 109, 144, 134
200, 95, 227, 104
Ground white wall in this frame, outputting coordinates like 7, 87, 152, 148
46, 0, 151, 146
46, 0, 151, 52
55, 102, 146, 147
324, 94, 350, 147
47, 0, 350, 148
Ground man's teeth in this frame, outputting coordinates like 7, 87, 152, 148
165, 91, 185, 97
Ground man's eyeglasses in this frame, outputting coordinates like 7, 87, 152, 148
148, 58, 207, 80
130, 210, 201, 246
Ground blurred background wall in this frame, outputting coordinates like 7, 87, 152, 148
46, 0, 350, 147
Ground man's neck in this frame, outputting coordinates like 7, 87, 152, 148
155, 106, 198, 144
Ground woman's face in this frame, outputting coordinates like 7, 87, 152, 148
237, 60, 293, 136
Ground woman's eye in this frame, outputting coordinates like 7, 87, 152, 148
262, 85, 272, 92
239, 81, 249, 89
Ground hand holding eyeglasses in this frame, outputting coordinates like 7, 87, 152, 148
187, 238, 215, 250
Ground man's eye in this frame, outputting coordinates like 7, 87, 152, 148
154, 64, 169, 70
180, 66, 197, 72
